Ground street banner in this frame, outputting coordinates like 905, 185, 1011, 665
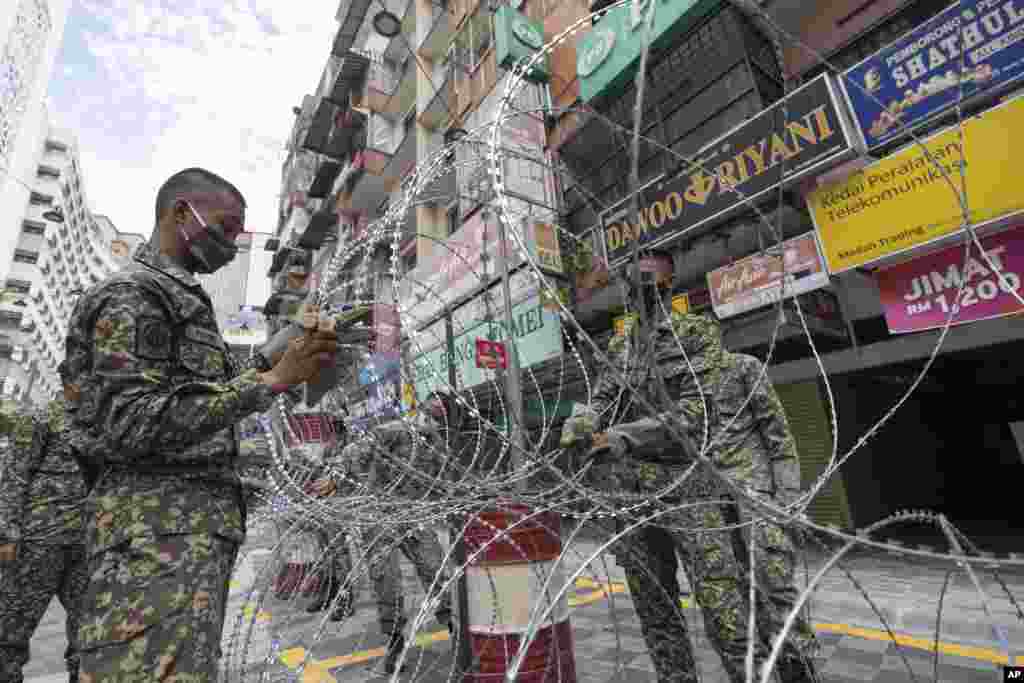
876, 224, 1024, 333
843, 0, 1024, 149
708, 232, 830, 319
808, 93, 1024, 273
601, 74, 855, 267
408, 294, 562, 402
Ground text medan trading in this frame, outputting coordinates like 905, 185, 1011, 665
901, 244, 1021, 316
885, 0, 1024, 88
604, 105, 837, 253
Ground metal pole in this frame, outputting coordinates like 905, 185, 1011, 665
446, 310, 475, 673
492, 212, 525, 482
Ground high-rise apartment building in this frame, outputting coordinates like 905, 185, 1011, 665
0, 0, 71, 286
2, 124, 144, 406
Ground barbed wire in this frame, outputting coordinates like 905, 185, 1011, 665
219, 2, 1024, 681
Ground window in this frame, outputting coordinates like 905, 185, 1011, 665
0, 311, 22, 329
37, 164, 60, 179
13, 250, 39, 265
5, 280, 31, 295
453, 5, 494, 76
21, 220, 45, 235
45, 140, 67, 153
29, 192, 53, 206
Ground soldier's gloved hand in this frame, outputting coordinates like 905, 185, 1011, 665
306, 478, 337, 498
259, 321, 307, 366
0, 542, 17, 564
265, 311, 339, 387
559, 410, 596, 449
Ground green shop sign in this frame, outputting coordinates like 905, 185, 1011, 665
578, 0, 721, 103
408, 294, 563, 402
495, 5, 549, 83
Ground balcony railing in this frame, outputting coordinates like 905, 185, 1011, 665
418, 2, 451, 60
418, 70, 453, 130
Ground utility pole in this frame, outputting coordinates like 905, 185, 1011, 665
445, 309, 475, 673
493, 210, 526, 482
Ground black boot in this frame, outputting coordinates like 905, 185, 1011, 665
384, 633, 406, 675
307, 577, 339, 614
329, 587, 356, 621
775, 656, 820, 683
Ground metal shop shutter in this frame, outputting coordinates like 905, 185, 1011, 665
775, 379, 852, 531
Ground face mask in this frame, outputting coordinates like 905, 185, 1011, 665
183, 201, 239, 274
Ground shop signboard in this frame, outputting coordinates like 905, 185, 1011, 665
573, 226, 611, 303
875, 224, 1024, 333
671, 294, 690, 314
408, 294, 562, 402
398, 214, 559, 331
707, 232, 830, 319
843, 0, 1024, 149
808, 93, 1024, 274
601, 74, 856, 268
613, 312, 638, 336
577, 0, 721, 103
494, 5, 549, 83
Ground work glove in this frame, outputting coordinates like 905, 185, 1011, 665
304, 306, 376, 407
559, 403, 597, 449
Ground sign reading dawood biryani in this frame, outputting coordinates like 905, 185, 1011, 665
601, 74, 855, 267
808, 93, 1024, 274
843, 0, 1024, 149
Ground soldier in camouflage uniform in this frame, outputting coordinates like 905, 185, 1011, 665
560, 250, 818, 683
0, 366, 90, 683
314, 393, 457, 674
302, 417, 357, 621
64, 167, 338, 681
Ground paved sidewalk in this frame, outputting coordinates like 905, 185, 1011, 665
24, 535, 1024, 682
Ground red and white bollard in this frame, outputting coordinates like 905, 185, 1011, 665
463, 505, 577, 682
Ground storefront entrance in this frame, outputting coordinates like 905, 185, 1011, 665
831, 338, 1024, 553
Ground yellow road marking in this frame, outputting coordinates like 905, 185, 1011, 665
814, 623, 1021, 665
274, 578, 1022, 677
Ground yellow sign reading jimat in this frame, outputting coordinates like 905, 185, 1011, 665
808, 94, 1024, 274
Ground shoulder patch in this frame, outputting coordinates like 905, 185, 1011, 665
183, 324, 223, 349
136, 316, 174, 360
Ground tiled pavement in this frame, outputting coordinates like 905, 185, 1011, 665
24, 535, 1023, 682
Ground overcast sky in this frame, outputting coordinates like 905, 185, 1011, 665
48, 0, 339, 306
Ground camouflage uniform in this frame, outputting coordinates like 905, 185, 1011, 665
0, 399, 90, 683
335, 417, 453, 638
563, 312, 817, 683
64, 244, 279, 681
305, 447, 358, 615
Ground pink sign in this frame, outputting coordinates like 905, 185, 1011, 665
876, 225, 1024, 334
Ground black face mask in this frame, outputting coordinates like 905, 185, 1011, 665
183, 202, 239, 274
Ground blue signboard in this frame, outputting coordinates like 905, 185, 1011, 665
843, 0, 1024, 148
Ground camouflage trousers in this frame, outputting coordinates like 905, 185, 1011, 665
313, 525, 356, 593
0, 542, 89, 683
363, 525, 452, 638
611, 485, 818, 683
77, 534, 239, 682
